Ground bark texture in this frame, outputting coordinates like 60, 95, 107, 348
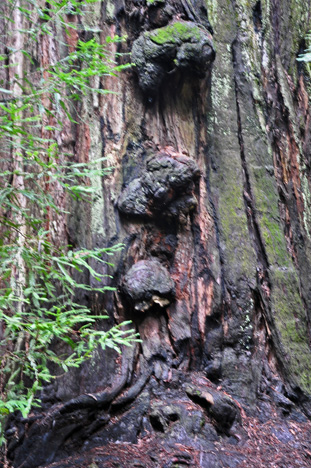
4, 1, 311, 467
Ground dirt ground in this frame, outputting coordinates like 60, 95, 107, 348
44, 409, 311, 468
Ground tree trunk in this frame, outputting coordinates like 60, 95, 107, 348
5, 1, 311, 467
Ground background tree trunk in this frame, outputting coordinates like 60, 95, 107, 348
5, 1, 311, 467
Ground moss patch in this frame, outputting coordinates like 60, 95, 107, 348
271, 267, 311, 394
105, 0, 115, 21
209, 44, 255, 283
148, 22, 203, 45
219, 180, 254, 278
147, 0, 165, 5
132, 20, 214, 94
251, 166, 289, 266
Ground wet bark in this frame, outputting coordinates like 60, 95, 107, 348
4, 1, 311, 467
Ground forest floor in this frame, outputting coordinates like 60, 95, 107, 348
44, 408, 311, 468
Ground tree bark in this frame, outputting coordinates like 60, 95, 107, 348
4, 1, 311, 467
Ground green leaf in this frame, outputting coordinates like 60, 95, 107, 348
0, 88, 13, 94
0, 2, 135, 446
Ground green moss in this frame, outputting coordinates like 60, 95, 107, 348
251, 165, 289, 266
301, 371, 311, 391
209, 46, 255, 282
261, 216, 288, 265
207, 0, 311, 398
271, 268, 311, 394
219, 177, 254, 278
147, 0, 165, 5
105, 0, 115, 20
148, 22, 202, 45
205, 0, 218, 28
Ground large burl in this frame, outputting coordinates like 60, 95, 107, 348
122, 259, 175, 311
132, 20, 215, 95
117, 148, 200, 223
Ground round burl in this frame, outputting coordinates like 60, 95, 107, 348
132, 21, 215, 95
123, 259, 175, 311
117, 150, 200, 223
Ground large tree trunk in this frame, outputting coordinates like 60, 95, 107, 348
5, 1, 311, 467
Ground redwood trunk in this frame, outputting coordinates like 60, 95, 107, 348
4, 1, 311, 467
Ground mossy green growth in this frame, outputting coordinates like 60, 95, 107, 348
105, 0, 115, 20
251, 166, 289, 266
148, 22, 202, 45
218, 175, 254, 280
261, 215, 289, 266
147, 0, 165, 5
271, 267, 311, 394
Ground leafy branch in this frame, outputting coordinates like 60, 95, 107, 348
0, 0, 137, 450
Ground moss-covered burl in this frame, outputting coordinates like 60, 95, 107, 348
132, 20, 215, 94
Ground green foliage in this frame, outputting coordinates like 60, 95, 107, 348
146, 0, 165, 5
297, 32, 311, 63
0, 0, 138, 448
50, 38, 131, 99
297, 32, 311, 80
